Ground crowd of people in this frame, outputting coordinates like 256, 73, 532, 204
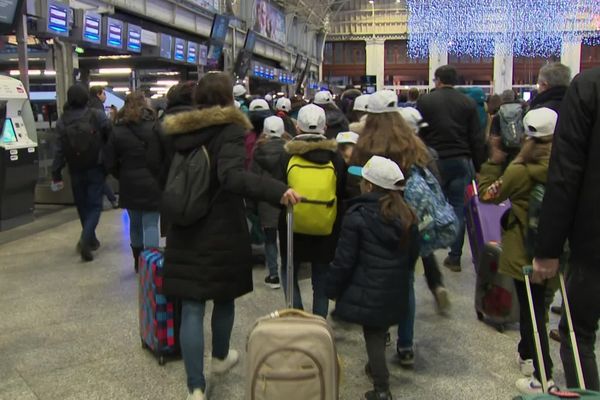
49, 64, 600, 400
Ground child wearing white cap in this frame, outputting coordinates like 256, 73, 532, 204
313, 90, 350, 139
275, 97, 298, 136
326, 155, 419, 400
335, 131, 359, 164
478, 107, 558, 393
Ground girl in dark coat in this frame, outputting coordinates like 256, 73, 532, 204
104, 92, 163, 271
326, 155, 419, 400
160, 73, 299, 400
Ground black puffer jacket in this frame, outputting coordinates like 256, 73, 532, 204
251, 136, 288, 228
319, 104, 350, 140
104, 110, 162, 211
161, 106, 288, 302
529, 86, 567, 114
326, 192, 420, 328
277, 137, 347, 263
535, 67, 600, 267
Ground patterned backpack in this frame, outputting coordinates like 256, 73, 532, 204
404, 166, 458, 256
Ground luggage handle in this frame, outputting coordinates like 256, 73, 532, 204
271, 308, 318, 319
286, 205, 294, 309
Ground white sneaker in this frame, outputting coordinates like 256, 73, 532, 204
186, 389, 205, 400
517, 354, 535, 377
211, 350, 239, 374
515, 377, 555, 394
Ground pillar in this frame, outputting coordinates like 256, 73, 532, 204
561, 39, 581, 77
16, 12, 29, 93
53, 39, 74, 117
493, 41, 513, 94
429, 40, 448, 88
365, 39, 385, 90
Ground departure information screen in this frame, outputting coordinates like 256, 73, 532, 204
174, 38, 186, 61
187, 42, 198, 64
83, 13, 101, 44
106, 18, 123, 49
159, 34, 172, 59
0, 0, 20, 25
47, 3, 69, 36
127, 24, 142, 52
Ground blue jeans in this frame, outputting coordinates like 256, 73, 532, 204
70, 166, 105, 246
180, 299, 235, 392
280, 260, 329, 318
397, 270, 415, 348
264, 227, 279, 278
437, 157, 475, 260
127, 210, 160, 249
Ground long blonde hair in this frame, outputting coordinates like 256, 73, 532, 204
513, 136, 553, 165
351, 112, 431, 171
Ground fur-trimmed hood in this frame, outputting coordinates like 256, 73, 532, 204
162, 106, 252, 136
285, 138, 337, 155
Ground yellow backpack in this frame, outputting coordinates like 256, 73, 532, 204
287, 155, 337, 236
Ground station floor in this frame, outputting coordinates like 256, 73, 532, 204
0, 207, 595, 400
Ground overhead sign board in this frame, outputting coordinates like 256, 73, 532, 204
174, 38, 186, 62
104, 17, 124, 49
187, 42, 198, 64
82, 12, 101, 44
159, 34, 172, 59
127, 23, 142, 53
46, 0, 69, 37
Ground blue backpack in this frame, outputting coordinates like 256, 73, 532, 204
404, 166, 458, 256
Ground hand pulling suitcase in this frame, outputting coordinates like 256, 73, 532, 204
245, 204, 340, 400
514, 268, 600, 399
139, 248, 181, 365
465, 182, 519, 331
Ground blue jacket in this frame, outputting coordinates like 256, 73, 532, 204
326, 192, 420, 328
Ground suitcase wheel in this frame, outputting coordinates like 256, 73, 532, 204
158, 355, 166, 366
476, 311, 484, 321
496, 325, 505, 333
141, 339, 148, 350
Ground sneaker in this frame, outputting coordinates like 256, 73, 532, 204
433, 286, 451, 315
517, 354, 534, 377
443, 256, 461, 272
211, 350, 239, 374
396, 346, 415, 368
186, 389, 205, 400
364, 390, 393, 400
549, 329, 561, 343
515, 377, 555, 394
264, 275, 281, 289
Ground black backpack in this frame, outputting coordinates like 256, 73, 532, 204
498, 104, 525, 149
62, 109, 103, 170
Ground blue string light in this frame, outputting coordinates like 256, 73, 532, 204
407, 0, 600, 58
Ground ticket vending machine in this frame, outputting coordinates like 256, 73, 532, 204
0, 76, 39, 230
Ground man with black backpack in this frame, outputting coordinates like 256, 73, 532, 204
52, 84, 112, 262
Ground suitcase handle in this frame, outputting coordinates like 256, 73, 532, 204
286, 206, 294, 309
272, 309, 318, 319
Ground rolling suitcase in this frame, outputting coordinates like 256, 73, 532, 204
514, 268, 600, 399
465, 182, 519, 331
138, 248, 181, 365
245, 205, 340, 400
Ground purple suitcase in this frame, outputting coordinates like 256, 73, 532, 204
465, 182, 519, 331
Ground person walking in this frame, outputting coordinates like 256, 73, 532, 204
103, 92, 163, 272
533, 67, 600, 391
52, 84, 112, 262
417, 65, 486, 272
160, 72, 300, 400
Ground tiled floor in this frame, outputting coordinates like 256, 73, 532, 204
0, 208, 595, 400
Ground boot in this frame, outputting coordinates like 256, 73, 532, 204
132, 246, 143, 273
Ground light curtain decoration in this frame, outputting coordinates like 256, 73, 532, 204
406, 0, 600, 58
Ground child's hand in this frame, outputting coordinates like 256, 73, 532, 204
482, 179, 502, 201
280, 189, 301, 206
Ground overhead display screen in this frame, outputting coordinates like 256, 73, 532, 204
159, 34, 173, 59
174, 38, 186, 62
127, 23, 142, 52
187, 42, 198, 64
2, 118, 17, 144
105, 18, 123, 49
206, 44, 223, 69
47, 1, 69, 36
210, 14, 229, 43
0, 0, 22, 34
244, 30, 257, 51
198, 44, 208, 66
82, 12, 101, 44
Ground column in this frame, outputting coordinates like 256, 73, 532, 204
16, 13, 29, 93
561, 39, 581, 77
53, 39, 74, 117
428, 40, 448, 88
493, 41, 513, 94
365, 39, 385, 90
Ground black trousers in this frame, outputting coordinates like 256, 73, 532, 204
363, 325, 390, 392
422, 253, 444, 292
514, 279, 553, 381
559, 263, 600, 390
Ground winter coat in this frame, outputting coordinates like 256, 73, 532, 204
326, 192, 420, 328
250, 136, 287, 228
246, 109, 273, 168
88, 96, 105, 112
322, 106, 350, 140
529, 86, 567, 114
417, 87, 486, 171
478, 158, 550, 282
103, 110, 163, 211
535, 67, 600, 267
276, 110, 298, 136
461, 87, 489, 137
349, 115, 366, 135
51, 107, 112, 181
160, 106, 288, 302
276, 137, 347, 263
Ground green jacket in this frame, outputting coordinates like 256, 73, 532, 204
478, 159, 548, 282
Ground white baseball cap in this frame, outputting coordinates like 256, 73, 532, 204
336, 131, 359, 145
348, 156, 405, 191
523, 107, 558, 138
353, 94, 371, 112
368, 90, 398, 114
398, 107, 424, 133
234, 100, 241, 109
276, 97, 292, 112
233, 84, 246, 97
314, 90, 333, 105
249, 99, 270, 111
263, 116, 285, 137
265, 94, 273, 102
297, 104, 326, 134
